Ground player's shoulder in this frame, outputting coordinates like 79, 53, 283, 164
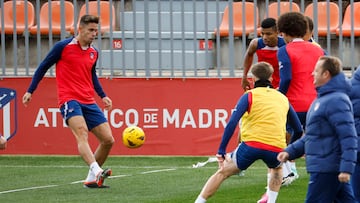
90, 45, 99, 53
56, 37, 74, 45
277, 37, 286, 47
249, 37, 260, 47
53, 37, 74, 49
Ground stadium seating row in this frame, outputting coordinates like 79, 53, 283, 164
1, 1, 359, 37
0, 0, 115, 35
216, 1, 360, 37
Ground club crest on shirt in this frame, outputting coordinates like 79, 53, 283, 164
90, 52, 95, 60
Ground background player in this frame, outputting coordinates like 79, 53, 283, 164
241, 17, 285, 91
278, 56, 357, 202
277, 11, 326, 181
349, 65, 360, 202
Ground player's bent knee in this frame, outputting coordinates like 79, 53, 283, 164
217, 167, 238, 179
101, 135, 115, 146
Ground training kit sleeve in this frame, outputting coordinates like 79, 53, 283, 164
92, 66, 106, 98
27, 38, 72, 94
287, 104, 303, 143
218, 93, 249, 155
277, 47, 292, 95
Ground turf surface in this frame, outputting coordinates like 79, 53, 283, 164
0, 156, 308, 203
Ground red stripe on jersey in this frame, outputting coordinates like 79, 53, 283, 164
245, 141, 283, 153
247, 92, 253, 113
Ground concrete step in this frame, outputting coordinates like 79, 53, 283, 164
110, 38, 213, 51
121, 11, 223, 33
111, 30, 214, 39
100, 49, 214, 70
132, 0, 228, 12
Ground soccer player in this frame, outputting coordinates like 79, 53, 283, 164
303, 16, 320, 46
194, 62, 303, 203
276, 11, 326, 180
349, 65, 360, 202
22, 15, 114, 188
278, 56, 357, 202
241, 17, 285, 91
239, 18, 295, 200
277, 12, 326, 123
0, 136, 7, 149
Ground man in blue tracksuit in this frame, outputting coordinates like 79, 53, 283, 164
277, 56, 358, 203
350, 66, 360, 203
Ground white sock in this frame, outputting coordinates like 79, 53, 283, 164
282, 161, 291, 177
90, 162, 102, 177
194, 195, 206, 203
85, 169, 96, 182
267, 173, 271, 186
267, 190, 278, 203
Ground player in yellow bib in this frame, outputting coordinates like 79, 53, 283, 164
195, 62, 303, 203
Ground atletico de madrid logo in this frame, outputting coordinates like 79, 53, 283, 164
90, 52, 94, 59
0, 88, 17, 141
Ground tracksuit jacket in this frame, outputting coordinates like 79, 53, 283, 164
350, 67, 360, 156
284, 72, 357, 174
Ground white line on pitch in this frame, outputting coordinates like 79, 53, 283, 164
140, 168, 176, 174
1, 168, 174, 194
109, 174, 132, 179
0, 185, 58, 194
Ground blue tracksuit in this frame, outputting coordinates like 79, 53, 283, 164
350, 67, 360, 203
285, 72, 358, 203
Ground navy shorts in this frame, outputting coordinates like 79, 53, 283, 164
230, 142, 281, 171
60, 100, 107, 131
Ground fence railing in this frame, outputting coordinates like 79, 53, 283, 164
0, 0, 359, 78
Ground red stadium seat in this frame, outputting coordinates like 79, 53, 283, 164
29, 1, 74, 35
1, 0, 35, 34
71, 1, 116, 34
215, 2, 259, 37
336, 3, 360, 37
266, 1, 300, 20
304, 2, 340, 36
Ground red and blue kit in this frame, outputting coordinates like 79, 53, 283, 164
278, 39, 325, 112
27, 37, 106, 107
256, 37, 286, 88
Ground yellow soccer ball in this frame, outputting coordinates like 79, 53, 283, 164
122, 126, 145, 148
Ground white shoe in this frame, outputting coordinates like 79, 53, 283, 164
238, 170, 246, 176
282, 172, 296, 186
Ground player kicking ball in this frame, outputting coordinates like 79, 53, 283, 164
22, 15, 114, 188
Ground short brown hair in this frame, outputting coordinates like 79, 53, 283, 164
250, 62, 274, 80
79, 14, 99, 27
318, 56, 342, 77
305, 16, 314, 32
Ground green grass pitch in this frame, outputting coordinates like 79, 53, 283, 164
0, 156, 308, 203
